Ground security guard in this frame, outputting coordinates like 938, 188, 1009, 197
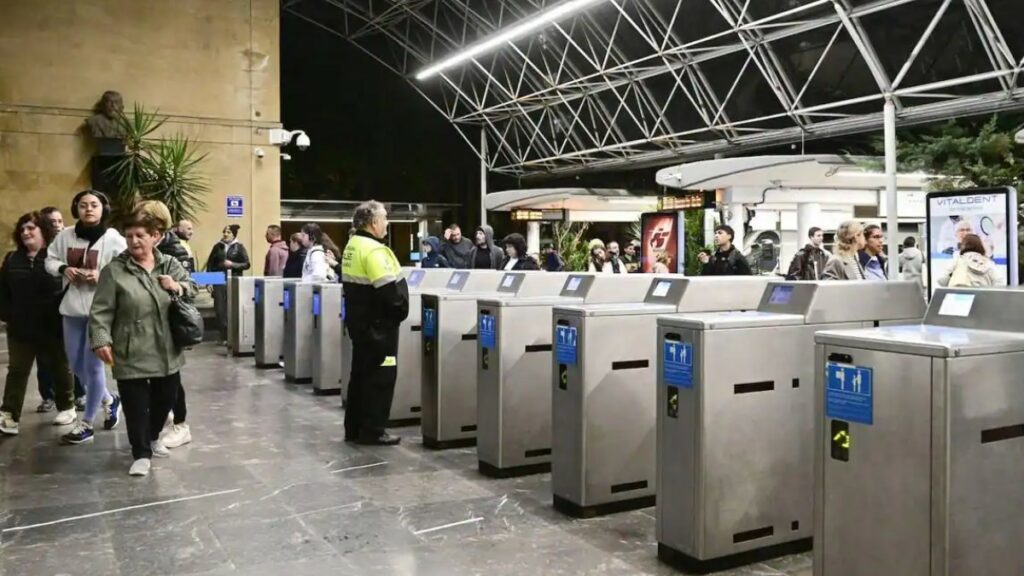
341, 201, 409, 445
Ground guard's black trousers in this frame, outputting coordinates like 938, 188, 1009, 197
344, 330, 398, 440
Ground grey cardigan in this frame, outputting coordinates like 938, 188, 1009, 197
822, 253, 866, 281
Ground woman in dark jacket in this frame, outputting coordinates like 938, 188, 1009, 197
206, 224, 250, 342
0, 212, 76, 435
282, 232, 306, 279
500, 233, 540, 271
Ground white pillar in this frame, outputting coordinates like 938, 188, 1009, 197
728, 202, 745, 250
526, 222, 541, 256
884, 98, 899, 279
480, 128, 488, 226
796, 202, 822, 248
417, 219, 429, 241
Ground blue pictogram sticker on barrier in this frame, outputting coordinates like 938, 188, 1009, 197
555, 325, 577, 365
479, 314, 496, 349
663, 341, 693, 388
312, 293, 321, 317
826, 362, 874, 425
283, 289, 291, 311
423, 308, 437, 339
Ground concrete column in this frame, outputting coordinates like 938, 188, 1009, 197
526, 222, 541, 256
796, 202, 822, 247
728, 202, 745, 250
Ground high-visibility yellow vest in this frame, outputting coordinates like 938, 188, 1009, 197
342, 233, 401, 288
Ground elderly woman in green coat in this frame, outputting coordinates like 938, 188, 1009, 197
90, 207, 196, 477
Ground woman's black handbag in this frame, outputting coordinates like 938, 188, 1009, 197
168, 294, 204, 348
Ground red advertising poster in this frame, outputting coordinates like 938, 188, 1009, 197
641, 212, 680, 273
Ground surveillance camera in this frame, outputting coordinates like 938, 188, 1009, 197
296, 132, 311, 151
254, 147, 265, 159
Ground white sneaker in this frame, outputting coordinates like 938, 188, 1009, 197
129, 459, 152, 476
53, 408, 77, 426
0, 411, 19, 435
161, 423, 192, 449
150, 440, 171, 458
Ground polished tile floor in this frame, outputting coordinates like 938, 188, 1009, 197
0, 344, 812, 576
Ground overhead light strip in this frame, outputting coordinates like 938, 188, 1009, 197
415, 0, 606, 81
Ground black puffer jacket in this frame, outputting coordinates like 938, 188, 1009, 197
0, 249, 64, 340
283, 248, 306, 279
206, 241, 251, 275
158, 232, 193, 272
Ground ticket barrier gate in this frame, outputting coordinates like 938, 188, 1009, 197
254, 278, 286, 368
312, 283, 343, 395
228, 275, 257, 356
283, 281, 315, 383
421, 270, 557, 449
654, 281, 925, 573
813, 288, 1024, 576
476, 274, 653, 478
550, 276, 770, 518
372, 268, 456, 424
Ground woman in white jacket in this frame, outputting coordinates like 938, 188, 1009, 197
300, 223, 336, 282
45, 190, 127, 445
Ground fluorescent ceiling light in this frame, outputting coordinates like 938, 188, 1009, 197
415, 0, 605, 81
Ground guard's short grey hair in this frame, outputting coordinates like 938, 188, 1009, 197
352, 200, 387, 230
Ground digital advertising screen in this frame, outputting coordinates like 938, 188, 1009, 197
641, 212, 685, 274
926, 187, 1018, 295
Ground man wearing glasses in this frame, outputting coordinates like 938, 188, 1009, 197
859, 224, 888, 281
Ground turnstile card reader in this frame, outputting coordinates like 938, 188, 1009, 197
228, 275, 257, 356
477, 274, 654, 478
655, 281, 926, 573
813, 288, 1024, 576
312, 283, 343, 396
255, 278, 286, 368
551, 276, 771, 518
421, 270, 561, 449
283, 281, 315, 383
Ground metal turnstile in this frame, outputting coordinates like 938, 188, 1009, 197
377, 268, 456, 425
655, 281, 926, 573
550, 276, 770, 518
283, 281, 315, 383
813, 288, 1024, 576
477, 274, 653, 478
254, 278, 286, 368
312, 283, 343, 396
421, 270, 558, 449
228, 275, 257, 356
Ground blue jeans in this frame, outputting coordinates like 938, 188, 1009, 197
62, 317, 113, 423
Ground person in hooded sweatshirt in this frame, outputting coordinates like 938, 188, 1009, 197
899, 236, 925, 288
469, 225, 504, 270
500, 233, 540, 271
206, 224, 251, 342
45, 190, 128, 445
937, 233, 997, 288
419, 237, 450, 268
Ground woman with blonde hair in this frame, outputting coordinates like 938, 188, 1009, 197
823, 220, 867, 281
132, 201, 193, 448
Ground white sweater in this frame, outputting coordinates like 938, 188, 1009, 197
45, 227, 127, 317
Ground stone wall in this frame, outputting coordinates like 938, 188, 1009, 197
0, 0, 281, 269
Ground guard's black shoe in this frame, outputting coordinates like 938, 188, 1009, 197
355, 433, 401, 446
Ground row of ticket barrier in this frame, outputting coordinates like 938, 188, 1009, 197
226, 270, 1024, 575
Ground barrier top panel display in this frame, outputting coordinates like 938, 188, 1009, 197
816, 288, 1024, 357
756, 281, 926, 324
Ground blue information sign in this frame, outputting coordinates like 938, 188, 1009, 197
479, 314, 496, 349
826, 362, 874, 425
663, 341, 694, 388
423, 308, 437, 339
283, 289, 291, 311
312, 293, 321, 317
226, 195, 244, 218
190, 272, 226, 286
555, 325, 578, 365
